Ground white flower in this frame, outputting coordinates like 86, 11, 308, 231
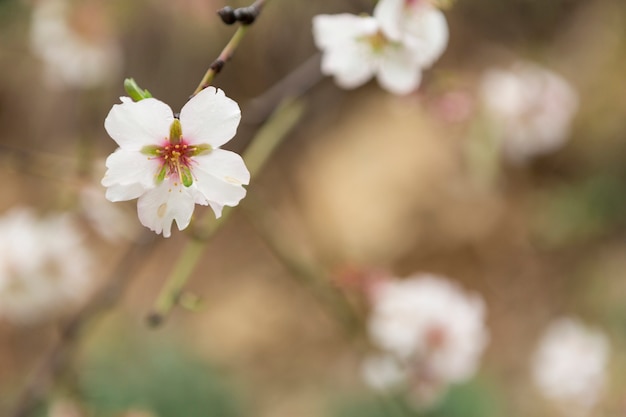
102, 87, 250, 238
365, 274, 489, 400
0, 208, 94, 325
30, 0, 122, 89
374, 0, 449, 67
312, 14, 423, 94
312, 0, 448, 94
532, 317, 610, 414
480, 62, 579, 163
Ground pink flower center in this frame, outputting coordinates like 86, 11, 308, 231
154, 140, 197, 182
142, 120, 210, 187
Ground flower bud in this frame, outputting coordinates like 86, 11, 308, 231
124, 78, 153, 101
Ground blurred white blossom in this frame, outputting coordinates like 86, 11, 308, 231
312, 0, 448, 95
480, 62, 579, 163
102, 87, 249, 237
30, 0, 122, 89
532, 317, 610, 415
362, 354, 407, 390
0, 208, 94, 325
364, 274, 489, 404
374, 0, 448, 67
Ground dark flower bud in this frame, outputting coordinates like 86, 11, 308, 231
217, 6, 237, 24
234, 6, 256, 24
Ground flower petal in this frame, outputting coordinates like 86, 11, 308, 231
313, 14, 379, 50
136, 180, 196, 237
104, 97, 174, 150
377, 47, 422, 95
101, 149, 160, 188
192, 153, 248, 217
193, 149, 250, 186
402, 5, 449, 67
373, 0, 405, 41
321, 42, 377, 89
105, 183, 146, 202
179, 87, 241, 148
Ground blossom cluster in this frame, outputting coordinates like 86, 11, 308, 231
362, 274, 489, 405
313, 0, 448, 95
0, 208, 94, 325
102, 87, 250, 237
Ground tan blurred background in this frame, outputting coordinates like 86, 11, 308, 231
1, 0, 626, 416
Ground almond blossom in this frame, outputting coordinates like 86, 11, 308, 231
102, 87, 249, 238
532, 317, 610, 416
363, 274, 489, 404
374, 0, 449, 67
30, 0, 121, 89
480, 62, 579, 163
0, 208, 94, 325
312, 0, 448, 95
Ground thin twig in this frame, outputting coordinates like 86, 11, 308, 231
147, 98, 306, 325
192, 0, 269, 97
241, 193, 364, 336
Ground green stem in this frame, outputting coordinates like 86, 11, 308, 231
241, 193, 363, 336
192, 25, 250, 96
147, 239, 205, 326
148, 99, 305, 326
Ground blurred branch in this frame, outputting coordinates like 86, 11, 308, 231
243, 53, 323, 126
8, 234, 159, 417
147, 98, 306, 326
241, 192, 364, 336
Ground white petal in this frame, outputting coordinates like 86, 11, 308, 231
104, 183, 146, 202
208, 202, 225, 218
101, 149, 160, 189
136, 180, 196, 237
403, 5, 449, 67
312, 14, 379, 50
321, 43, 377, 89
179, 87, 241, 149
104, 97, 174, 150
193, 149, 250, 186
192, 153, 248, 217
373, 0, 405, 41
377, 47, 422, 95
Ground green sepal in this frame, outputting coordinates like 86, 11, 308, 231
180, 165, 194, 187
124, 78, 153, 101
169, 119, 183, 144
141, 145, 161, 156
155, 165, 167, 184
190, 144, 213, 156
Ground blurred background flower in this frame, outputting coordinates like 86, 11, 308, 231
1, 0, 626, 416
532, 317, 610, 416
29, 0, 122, 90
363, 274, 489, 406
0, 208, 95, 325
479, 61, 579, 164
